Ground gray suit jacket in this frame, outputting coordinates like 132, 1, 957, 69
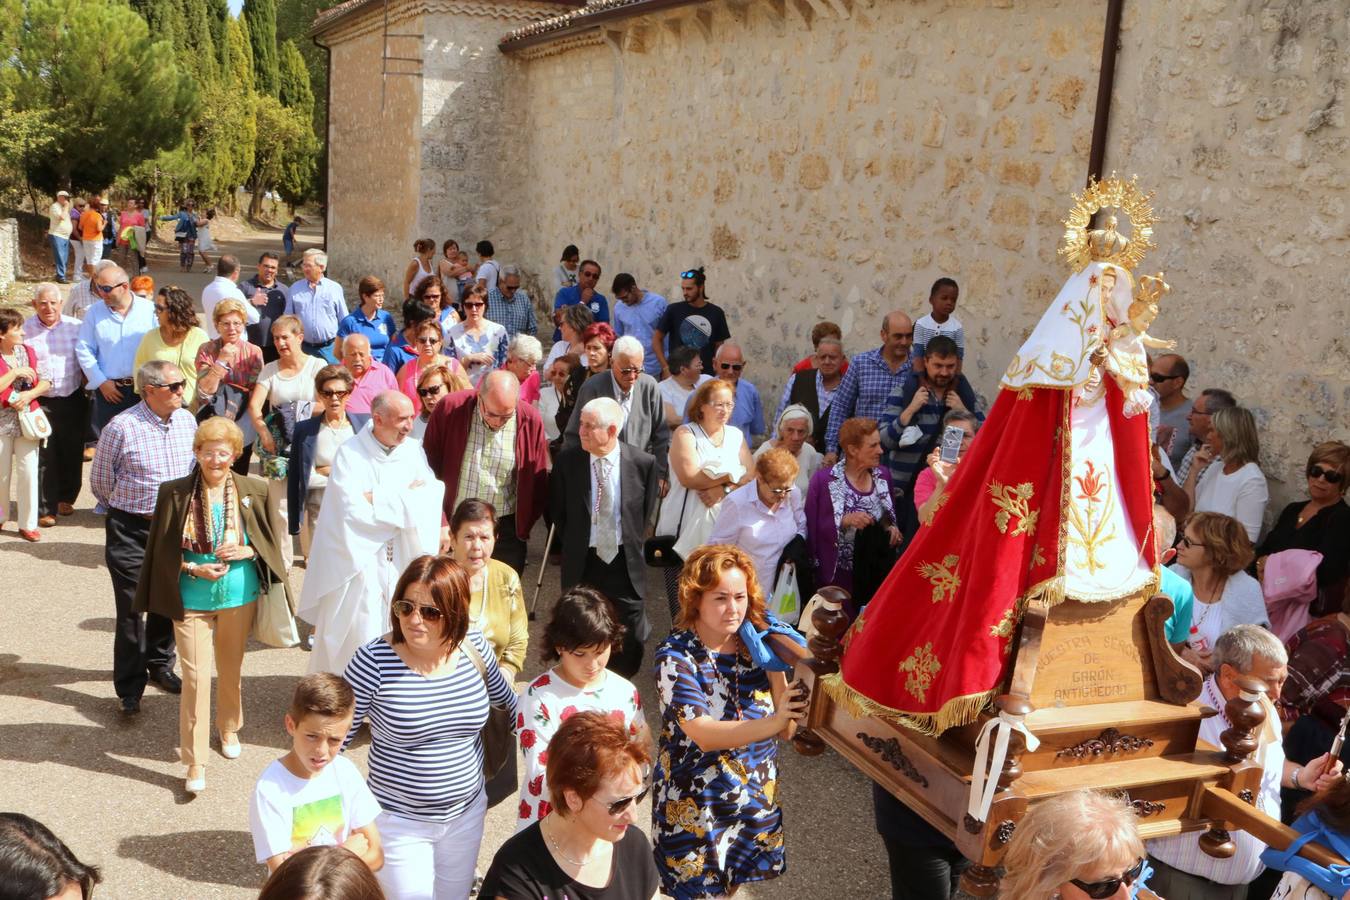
563, 372, 671, 481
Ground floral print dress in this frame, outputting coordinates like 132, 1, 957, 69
514, 667, 645, 830
653, 629, 785, 900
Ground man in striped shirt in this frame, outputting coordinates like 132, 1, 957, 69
90, 360, 197, 714
1147, 625, 1344, 897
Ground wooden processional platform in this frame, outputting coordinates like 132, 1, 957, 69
767, 587, 1348, 895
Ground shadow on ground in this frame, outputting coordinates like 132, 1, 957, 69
0, 539, 105, 568
119, 830, 261, 889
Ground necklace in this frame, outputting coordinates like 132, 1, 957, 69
697, 630, 743, 721
542, 815, 597, 867
1297, 501, 1326, 527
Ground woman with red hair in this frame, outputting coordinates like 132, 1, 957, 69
582, 322, 617, 379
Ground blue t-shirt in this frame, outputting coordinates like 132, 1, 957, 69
1159, 565, 1196, 644
283, 221, 300, 245
337, 308, 396, 356
551, 285, 610, 340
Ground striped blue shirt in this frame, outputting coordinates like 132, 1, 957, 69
342, 630, 518, 822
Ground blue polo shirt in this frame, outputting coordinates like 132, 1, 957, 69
612, 291, 667, 377
337, 307, 396, 356
551, 285, 610, 341
285, 277, 347, 344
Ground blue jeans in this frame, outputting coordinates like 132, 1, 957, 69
49, 234, 69, 281
302, 339, 336, 364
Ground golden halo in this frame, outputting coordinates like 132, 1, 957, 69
1058, 174, 1157, 272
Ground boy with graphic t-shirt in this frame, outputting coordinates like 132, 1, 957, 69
249, 673, 383, 873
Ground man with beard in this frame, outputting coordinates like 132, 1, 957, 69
651, 266, 730, 378
878, 335, 981, 530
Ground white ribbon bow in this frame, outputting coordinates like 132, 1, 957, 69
967, 707, 1040, 824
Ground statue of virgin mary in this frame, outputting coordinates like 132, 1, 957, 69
831, 181, 1164, 734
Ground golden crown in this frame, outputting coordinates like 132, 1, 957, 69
1059, 174, 1157, 273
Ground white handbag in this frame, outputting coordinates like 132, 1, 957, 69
17, 405, 52, 444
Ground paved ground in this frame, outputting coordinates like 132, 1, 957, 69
0, 229, 891, 898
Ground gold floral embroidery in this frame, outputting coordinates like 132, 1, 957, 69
989, 481, 1039, 536
666, 850, 706, 882
899, 642, 941, 703
665, 798, 708, 838
916, 554, 961, 603
1030, 544, 1047, 568
842, 611, 865, 652
1065, 459, 1118, 573
1016, 386, 1034, 401
989, 607, 1017, 641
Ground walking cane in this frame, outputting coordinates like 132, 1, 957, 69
528, 523, 556, 620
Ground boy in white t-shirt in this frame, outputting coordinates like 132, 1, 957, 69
912, 277, 965, 365
249, 673, 383, 873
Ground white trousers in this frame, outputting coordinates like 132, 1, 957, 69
375, 789, 487, 900
82, 238, 103, 268
0, 432, 40, 531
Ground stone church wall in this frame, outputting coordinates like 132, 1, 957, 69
507, 0, 1348, 512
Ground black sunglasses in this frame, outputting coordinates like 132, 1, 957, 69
1070, 858, 1146, 899
318, 388, 350, 399
616, 366, 642, 376
152, 380, 186, 393
1149, 372, 1179, 383
415, 337, 442, 345
463, 301, 485, 309
417, 385, 445, 397
1309, 464, 1345, 484
94, 281, 127, 294
601, 781, 651, 816
392, 599, 443, 622
719, 363, 744, 372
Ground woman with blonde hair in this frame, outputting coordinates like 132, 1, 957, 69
654, 377, 755, 618
134, 416, 292, 794
1171, 511, 1268, 673
651, 544, 808, 900
395, 318, 465, 411
708, 447, 806, 592
1000, 790, 1155, 899
1185, 405, 1268, 542
195, 298, 264, 472
410, 360, 468, 440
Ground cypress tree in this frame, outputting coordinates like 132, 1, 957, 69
277, 40, 314, 120
245, 0, 280, 98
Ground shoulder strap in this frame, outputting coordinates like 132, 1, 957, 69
461, 634, 490, 688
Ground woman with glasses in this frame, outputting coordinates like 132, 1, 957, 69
1184, 405, 1269, 542
196, 299, 265, 474
396, 319, 466, 411
1001, 790, 1157, 899
443, 284, 507, 387
411, 362, 469, 440
134, 286, 209, 407
482, 711, 659, 900
288, 365, 367, 557
708, 448, 806, 593
409, 277, 456, 341
654, 378, 754, 619
341, 555, 518, 900
582, 322, 617, 379
135, 416, 292, 794
914, 409, 980, 525
1171, 511, 1269, 674
336, 276, 397, 362
753, 404, 820, 494
653, 545, 808, 900
1255, 440, 1350, 605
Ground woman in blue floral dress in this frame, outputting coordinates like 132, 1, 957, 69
652, 544, 809, 899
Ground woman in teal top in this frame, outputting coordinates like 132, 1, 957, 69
135, 416, 293, 795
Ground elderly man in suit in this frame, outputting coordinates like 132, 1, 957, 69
551, 396, 660, 678
563, 334, 671, 493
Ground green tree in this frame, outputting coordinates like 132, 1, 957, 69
276, 0, 338, 130
13, 0, 198, 193
277, 40, 314, 121
245, 0, 281, 98
248, 94, 316, 216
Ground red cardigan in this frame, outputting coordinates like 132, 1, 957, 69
0, 345, 40, 411
423, 389, 549, 540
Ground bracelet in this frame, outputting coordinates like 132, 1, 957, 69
1291, 766, 1302, 790
185, 563, 198, 579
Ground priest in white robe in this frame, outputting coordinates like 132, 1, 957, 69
299, 391, 447, 674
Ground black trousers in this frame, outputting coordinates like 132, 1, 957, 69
106, 508, 176, 700
37, 392, 87, 515
581, 547, 646, 679
92, 388, 139, 439
874, 783, 968, 900
493, 514, 528, 576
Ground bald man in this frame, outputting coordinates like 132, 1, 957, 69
423, 370, 550, 574
823, 310, 914, 464
341, 333, 398, 415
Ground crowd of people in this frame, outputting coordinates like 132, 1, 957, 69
2, 216, 1349, 900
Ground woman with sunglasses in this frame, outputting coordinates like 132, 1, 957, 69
443, 284, 507, 387
196, 299, 264, 474
708, 448, 805, 593
341, 555, 518, 900
1001, 790, 1158, 899
134, 286, 209, 407
581, 322, 617, 379
482, 711, 659, 900
1184, 405, 1269, 543
288, 365, 368, 557
1255, 440, 1350, 606
411, 362, 469, 440
653, 544, 808, 900
1171, 511, 1269, 673
336, 276, 397, 362
396, 319, 466, 411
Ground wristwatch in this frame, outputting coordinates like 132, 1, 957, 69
723, 484, 732, 495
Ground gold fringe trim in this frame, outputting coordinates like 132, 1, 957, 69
822, 673, 997, 737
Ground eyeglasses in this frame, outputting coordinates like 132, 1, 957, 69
1178, 534, 1195, 549
318, 388, 350, 399
415, 337, 442, 345
1070, 858, 1146, 899
154, 304, 168, 313
600, 780, 651, 816
766, 486, 793, 496
392, 599, 444, 622
1308, 464, 1345, 484
1188, 407, 1210, 417
463, 301, 485, 309
94, 281, 127, 294
1149, 372, 1179, 383
707, 401, 735, 411
151, 381, 186, 393
719, 363, 744, 372
616, 366, 642, 376
418, 384, 445, 398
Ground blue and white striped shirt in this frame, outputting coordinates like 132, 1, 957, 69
342, 631, 518, 822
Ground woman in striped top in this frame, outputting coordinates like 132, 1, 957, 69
342, 555, 519, 900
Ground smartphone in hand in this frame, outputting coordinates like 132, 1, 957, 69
939, 425, 964, 464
